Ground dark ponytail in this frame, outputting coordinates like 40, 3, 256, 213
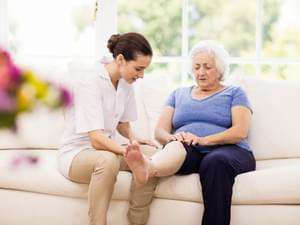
107, 32, 152, 61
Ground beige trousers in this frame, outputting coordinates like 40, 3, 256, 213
68, 145, 158, 225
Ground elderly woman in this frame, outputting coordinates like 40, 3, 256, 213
125, 40, 256, 225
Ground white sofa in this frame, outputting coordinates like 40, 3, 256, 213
1, 75, 300, 225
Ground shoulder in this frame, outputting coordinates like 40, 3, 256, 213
171, 86, 192, 96
166, 86, 191, 106
76, 63, 107, 86
225, 85, 251, 108
224, 85, 247, 96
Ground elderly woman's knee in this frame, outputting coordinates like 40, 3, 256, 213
164, 141, 186, 155
200, 150, 233, 173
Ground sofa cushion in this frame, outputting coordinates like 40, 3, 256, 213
1, 150, 300, 205
0, 150, 130, 200
155, 158, 300, 204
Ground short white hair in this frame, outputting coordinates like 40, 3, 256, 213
189, 40, 230, 80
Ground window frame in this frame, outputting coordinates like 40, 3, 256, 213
1, 0, 300, 81
114, 0, 300, 82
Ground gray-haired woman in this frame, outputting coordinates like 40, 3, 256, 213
125, 40, 256, 225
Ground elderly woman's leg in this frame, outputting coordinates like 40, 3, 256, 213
125, 141, 186, 184
199, 145, 256, 225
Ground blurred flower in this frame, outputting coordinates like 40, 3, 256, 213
0, 48, 72, 129
10, 153, 39, 170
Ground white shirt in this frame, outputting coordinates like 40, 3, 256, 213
58, 62, 137, 178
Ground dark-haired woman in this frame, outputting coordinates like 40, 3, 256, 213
58, 32, 157, 225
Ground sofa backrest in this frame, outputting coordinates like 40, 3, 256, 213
0, 108, 65, 149
230, 76, 300, 160
131, 75, 173, 143
132, 75, 300, 161
0, 61, 95, 149
1, 64, 299, 161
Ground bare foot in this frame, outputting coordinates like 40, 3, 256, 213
125, 140, 149, 184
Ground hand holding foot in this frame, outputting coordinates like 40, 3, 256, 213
125, 140, 150, 184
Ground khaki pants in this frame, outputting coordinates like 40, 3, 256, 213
68, 145, 158, 225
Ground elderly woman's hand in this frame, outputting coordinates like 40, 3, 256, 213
166, 135, 177, 143
182, 132, 207, 146
173, 132, 186, 142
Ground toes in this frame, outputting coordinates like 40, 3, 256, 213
124, 146, 130, 157
132, 140, 138, 145
131, 140, 139, 147
133, 144, 139, 151
126, 144, 134, 152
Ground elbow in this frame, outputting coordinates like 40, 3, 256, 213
241, 133, 248, 140
235, 131, 248, 142
239, 128, 249, 139
88, 130, 107, 150
90, 135, 103, 149
228, 127, 249, 144
233, 125, 249, 140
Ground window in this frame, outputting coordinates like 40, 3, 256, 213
8, 0, 94, 58
0, 0, 95, 71
117, 0, 300, 84
1, 0, 299, 83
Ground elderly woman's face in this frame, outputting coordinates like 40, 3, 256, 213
191, 52, 221, 90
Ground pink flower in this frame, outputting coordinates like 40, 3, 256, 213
1, 48, 72, 129
0, 89, 16, 112
0, 49, 22, 90
10, 153, 39, 169
60, 86, 73, 107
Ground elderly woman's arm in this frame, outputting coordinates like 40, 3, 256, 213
205, 106, 251, 145
183, 106, 251, 146
155, 106, 177, 145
